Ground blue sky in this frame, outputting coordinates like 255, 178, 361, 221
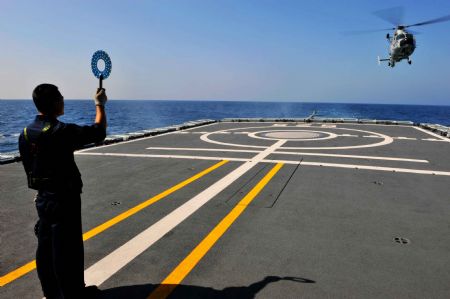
1, 0, 450, 104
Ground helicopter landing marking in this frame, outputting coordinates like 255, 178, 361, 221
201, 126, 393, 150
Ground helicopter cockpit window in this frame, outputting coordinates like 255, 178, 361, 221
396, 34, 405, 40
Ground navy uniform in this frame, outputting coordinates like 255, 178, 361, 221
19, 115, 105, 298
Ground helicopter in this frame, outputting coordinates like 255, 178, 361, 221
377, 26, 416, 67
351, 7, 450, 68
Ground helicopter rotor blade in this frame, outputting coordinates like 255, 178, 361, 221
406, 29, 421, 35
341, 28, 395, 35
406, 14, 450, 27
373, 6, 404, 26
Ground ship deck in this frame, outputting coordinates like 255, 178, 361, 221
1, 121, 450, 298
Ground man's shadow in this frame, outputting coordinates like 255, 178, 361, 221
99, 276, 315, 299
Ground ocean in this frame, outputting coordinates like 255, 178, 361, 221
1, 100, 449, 153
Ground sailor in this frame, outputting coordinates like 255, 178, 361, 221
18, 84, 107, 299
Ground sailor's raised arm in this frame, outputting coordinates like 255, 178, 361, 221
94, 88, 107, 129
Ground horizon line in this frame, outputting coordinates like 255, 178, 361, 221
1, 98, 449, 106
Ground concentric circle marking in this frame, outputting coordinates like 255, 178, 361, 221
199, 126, 394, 150
248, 130, 337, 141
280, 127, 393, 150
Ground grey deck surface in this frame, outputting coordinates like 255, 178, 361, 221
1, 122, 450, 299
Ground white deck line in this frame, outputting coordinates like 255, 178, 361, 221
76, 122, 218, 153
146, 147, 262, 153
413, 127, 450, 142
422, 138, 447, 142
363, 135, 382, 138
143, 147, 428, 163
262, 160, 450, 176
392, 137, 417, 140
273, 151, 428, 163
76, 152, 249, 162
83, 140, 286, 286
338, 134, 358, 137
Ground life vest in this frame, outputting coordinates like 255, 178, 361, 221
20, 120, 61, 190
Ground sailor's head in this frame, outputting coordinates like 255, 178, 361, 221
32, 84, 64, 117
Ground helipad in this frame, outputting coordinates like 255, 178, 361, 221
1, 120, 449, 298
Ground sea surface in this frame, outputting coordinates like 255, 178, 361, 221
1, 100, 449, 153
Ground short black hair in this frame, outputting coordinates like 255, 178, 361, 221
32, 84, 63, 114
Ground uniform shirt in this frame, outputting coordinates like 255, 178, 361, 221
19, 115, 106, 193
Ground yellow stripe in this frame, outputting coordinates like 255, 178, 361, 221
83, 159, 228, 241
0, 261, 36, 287
148, 163, 284, 299
0, 160, 228, 287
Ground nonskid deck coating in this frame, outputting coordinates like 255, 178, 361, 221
1, 121, 449, 298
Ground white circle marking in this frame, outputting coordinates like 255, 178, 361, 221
200, 126, 393, 150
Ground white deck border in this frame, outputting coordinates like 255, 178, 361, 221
413, 126, 450, 142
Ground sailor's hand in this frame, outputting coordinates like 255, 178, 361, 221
94, 88, 107, 106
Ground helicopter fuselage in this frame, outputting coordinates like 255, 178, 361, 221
389, 29, 416, 61
383, 29, 416, 67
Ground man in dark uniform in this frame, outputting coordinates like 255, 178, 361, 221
19, 83, 107, 299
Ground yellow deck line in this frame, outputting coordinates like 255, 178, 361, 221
148, 162, 284, 299
0, 160, 228, 287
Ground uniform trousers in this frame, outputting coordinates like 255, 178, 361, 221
35, 190, 85, 299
